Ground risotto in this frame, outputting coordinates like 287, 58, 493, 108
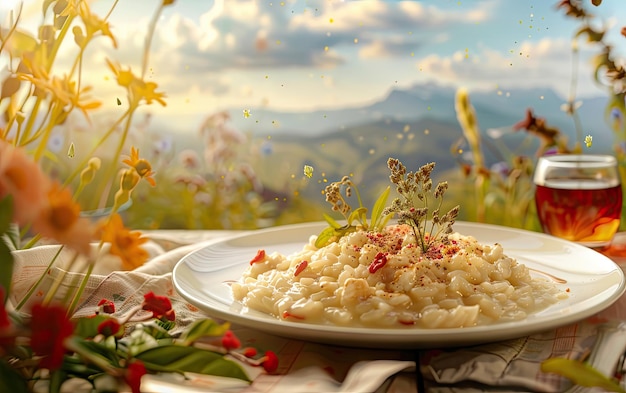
231, 224, 568, 328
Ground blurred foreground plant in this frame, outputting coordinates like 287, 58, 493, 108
1, 0, 167, 211
0, 1, 280, 391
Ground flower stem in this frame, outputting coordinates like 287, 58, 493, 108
67, 258, 95, 316
14, 246, 63, 311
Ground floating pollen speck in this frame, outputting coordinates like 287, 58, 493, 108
584, 135, 593, 148
67, 142, 75, 158
304, 165, 314, 178
243, 109, 251, 118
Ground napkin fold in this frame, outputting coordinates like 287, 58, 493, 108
9, 230, 626, 393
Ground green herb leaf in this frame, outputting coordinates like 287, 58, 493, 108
315, 226, 337, 248
370, 186, 391, 230
541, 358, 625, 393
347, 207, 367, 227
135, 345, 250, 381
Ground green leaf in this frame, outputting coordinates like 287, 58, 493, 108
142, 319, 175, 340
74, 315, 111, 338
61, 355, 103, 377
541, 358, 625, 393
50, 369, 67, 393
70, 337, 122, 368
0, 240, 13, 296
179, 319, 230, 346
0, 196, 13, 234
135, 345, 250, 381
0, 359, 28, 393
370, 186, 390, 230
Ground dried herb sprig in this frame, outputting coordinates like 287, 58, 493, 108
383, 158, 460, 252
315, 176, 392, 247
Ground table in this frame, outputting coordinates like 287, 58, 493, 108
11, 229, 626, 393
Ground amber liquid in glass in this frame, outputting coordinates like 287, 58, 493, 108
535, 180, 622, 247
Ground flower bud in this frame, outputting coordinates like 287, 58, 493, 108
80, 157, 101, 187
120, 168, 140, 192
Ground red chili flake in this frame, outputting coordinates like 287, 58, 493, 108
250, 249, 266, 265
282, 310, 305, 320
398, 319, 415, 326
294, 260, 308, 276
243, 347, 258, 358
368, 252, 388, 273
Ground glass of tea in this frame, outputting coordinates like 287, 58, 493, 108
533, 154, 623, 248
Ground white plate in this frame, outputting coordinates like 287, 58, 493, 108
173, 221, 626, 348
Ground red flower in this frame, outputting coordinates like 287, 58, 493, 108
125, 360, 147, 393
0, 286, 10, 329
97, 318, 121, 337
30, 303, 74, 370
261, 350, 278, 373
142, 292, 175, 321
221, 330, 241, 351
97, 299, 116, 314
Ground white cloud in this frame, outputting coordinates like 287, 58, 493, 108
417, 37, 602, 98
129, 0, 494, 74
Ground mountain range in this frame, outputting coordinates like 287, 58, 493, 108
226, 81, 612, 151
136, 81, 616, 217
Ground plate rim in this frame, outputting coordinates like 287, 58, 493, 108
172, 221, 626, 348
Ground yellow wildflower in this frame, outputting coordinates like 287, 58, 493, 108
123, 147, 156, 187
106, 60, 166, 108
77, 1, 118, 48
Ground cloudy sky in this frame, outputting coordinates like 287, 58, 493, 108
2, 0, 626, 128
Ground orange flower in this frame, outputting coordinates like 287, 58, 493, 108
123, 147, 156, 187
31, 182, 95, 256
0, 141, 50, 226
98, 214, 148, 270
